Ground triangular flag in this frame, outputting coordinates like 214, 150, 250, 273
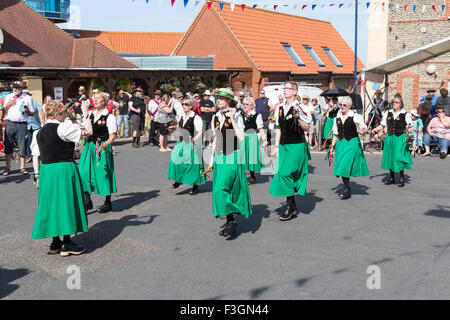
320, 4, 325, 8
171, 0, 175, 6
302, 5, 307, 10
422, 5, 426, 13
442, 5, 446, 12
253, 5, 257, 9
339, 4, 344, 9
241, 4, 245, 11
207, 2, 212, 9
388, 4, 392, 9
194, 0, 200, 6
146, 0, 148, 4
293, 4, 298, 9
312, 4, 317, 10
404, 5, 408, 11
220, 2, 224, 10
183, 0, 188, 7
263, 4, 267, 9
330, 4, 335, 7
347, 3, 353, 8
413, 5, 416, 12
432, 5, 436, 11
230, 3, 235, 11
382, 2, 385, 8
366, 2, 370, 9
274, 5, 278, 11
395, 4, 400, 11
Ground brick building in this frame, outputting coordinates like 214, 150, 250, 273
173, 1, 363, 97
367, 0, 450, 110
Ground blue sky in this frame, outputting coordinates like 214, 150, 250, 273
57, 0, 369, 64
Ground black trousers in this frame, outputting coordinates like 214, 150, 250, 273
148, 120, 160, 144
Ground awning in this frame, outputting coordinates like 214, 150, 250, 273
362, 37, 450, 82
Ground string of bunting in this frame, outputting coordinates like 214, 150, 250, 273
133, 1, 447, 13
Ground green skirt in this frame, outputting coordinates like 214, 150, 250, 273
382, 132, 413, 172
323, 117, 335, 141
244, 133, 265, 172
32, 162, 88, 239
79, 141, 117, 196
167, 139, 206, 185
212, 144, 252, 218
333, 137, 369, 178
269, 142, 311, 197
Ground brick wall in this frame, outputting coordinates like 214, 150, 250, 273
387, 0, 450, 109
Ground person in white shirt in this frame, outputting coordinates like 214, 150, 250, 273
269, 81, 312, 221
206, 88, 252, 237
379, 94, 413, 187
172, 92, 184, 123
79, 91, 118, 213
329, 96, 369, 200
147, 90, 162, 146
168, 98, 205, 195
2, 82, 35, 176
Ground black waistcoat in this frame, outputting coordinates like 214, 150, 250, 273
278, 106, 306, 145
328, 107, 339, 119
244, 113, 258, 132
88, 113, 110, 143
37, 123, 75, 164
336, 116, 358, 141
179, 115, 196, 142
214, 115, 239, 155
386, 112, 407, 136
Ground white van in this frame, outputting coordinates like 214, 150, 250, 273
263, 84, 326, 107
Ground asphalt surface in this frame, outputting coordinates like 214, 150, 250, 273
1, 138, 449, 300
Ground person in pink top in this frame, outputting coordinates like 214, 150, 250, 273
422, 105, 450, 159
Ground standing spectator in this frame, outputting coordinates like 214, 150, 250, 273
410, 109, 424, 157
0, 95, 5, 157
2, 82, 35, 176
143, 95, 151, 137
128, 87, 147, 148
173, 92, 184, 123
42, 95, 52, 115
311, 97, 324, 148
147, 90, 162, 146
209, 88, 218, 105
436, 88, 450, 116
154, 94, 174, 152
420, 89, 438, 116
200, 90, 215, 146
116, 90, 132, 138
255, 89, 274, 145
422, 105, 450, 159
300, 95, 314, 147
26, 96, 45, 163
73, 86, 89, 115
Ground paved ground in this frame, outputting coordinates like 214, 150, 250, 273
1, 138, 449, 300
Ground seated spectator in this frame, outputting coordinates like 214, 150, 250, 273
422, 105, 450, 159
417, 100, 432, 130
410, 109, 423, 156
436, 87, 450, 116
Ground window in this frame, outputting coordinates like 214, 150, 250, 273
322, 47, 343, 67
281, 43, 305, 67
303, 45, 325, 67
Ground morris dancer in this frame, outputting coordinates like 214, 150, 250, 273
205, 88, 252, 237
269, 81, 312, 221
329, 96, 369, 200
322, 96, 339, 145
79, 91, 118, 213
379, 94, 413, 187
241, 97, 266, 184
32, 100, 92, 256
168, 98, 205, 195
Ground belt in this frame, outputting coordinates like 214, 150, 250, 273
6, 120, 27, 124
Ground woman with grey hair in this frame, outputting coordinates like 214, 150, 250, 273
379, 94, 413, 187
241, 97, 266, 184
329, 96, 369, 199
167, 98, 205, 195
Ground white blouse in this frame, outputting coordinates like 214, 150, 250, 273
332, 110, 366, 135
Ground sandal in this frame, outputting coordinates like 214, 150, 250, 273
2, 168, 10, 176
20, 168, 29, 175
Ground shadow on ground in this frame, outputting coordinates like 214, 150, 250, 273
0, 267, 29, 299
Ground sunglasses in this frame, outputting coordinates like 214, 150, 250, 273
437, 110, 445, 113
260, 92, 265, 94
182, 103, 191, 106
339, 104, 349, 107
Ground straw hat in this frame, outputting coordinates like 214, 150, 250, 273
203, 90, 211, 96
215, 88, 239, 103
410, 109, 419, 117
78, 86, 86, 91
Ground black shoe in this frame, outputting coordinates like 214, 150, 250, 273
248, 177, 256, 185
97, 202, 112, 213
171, 182, 181, 189
398, 178, 405, 188
86, 200, 93, 210
219, 221, 237, 236
48, 241, 62, 255
339, 187, 351, 200
440, 151, 447, 159
384, 177, 395, 185
189, 186, 199, 195
60, 241, 85, 257
280, 207, 296, 221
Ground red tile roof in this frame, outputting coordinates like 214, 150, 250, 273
210, 1, 364, 74
70, 30, 184, 55
0, 0, 135, 68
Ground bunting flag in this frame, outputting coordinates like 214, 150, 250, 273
194, 0, 200, 6
183, 0, 188, 7
366, 2, 370, 9
442, 5, 446, 12
207, 2, 212, 9
312, 4, 317, 10
293, 4, 298, 9
330, 4, 335, 7
432, 5, 436, 11
388, 4, 392, 9
252, 4, 257, 8
241, 4, 245, 11
230, 3, 235, 11
146, 0, 148, 4
413, 5, 416, 12
171, 0, 175, 6
320, 4, 325, 8
422, 5, 427, 13
273, 5, 278, 10
339, 3, 344, 8
219, 2, 224, 10
404, 5, 408, 11
302, 4, 307, 10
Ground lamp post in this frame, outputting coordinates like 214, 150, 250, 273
354, 0, 358, 92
